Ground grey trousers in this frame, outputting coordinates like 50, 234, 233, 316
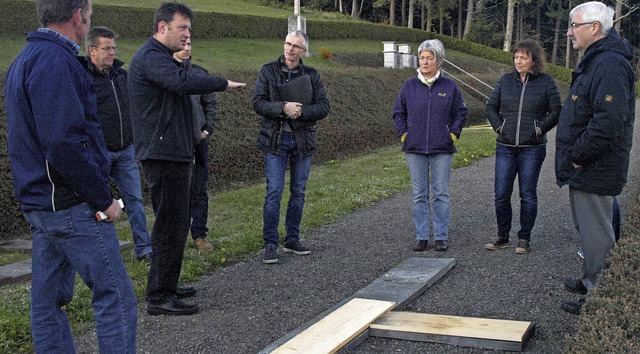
569, 188, 616, 290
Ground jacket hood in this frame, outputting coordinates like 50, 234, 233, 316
581, 28, 634, 65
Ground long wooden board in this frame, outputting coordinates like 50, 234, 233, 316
271, 298, 396, 354
370, 311, 535, 352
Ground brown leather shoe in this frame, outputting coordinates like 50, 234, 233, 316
194, 237, 213, 252
413, 240, 428, 251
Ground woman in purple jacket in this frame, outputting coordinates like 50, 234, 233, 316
393, 39, 468, 252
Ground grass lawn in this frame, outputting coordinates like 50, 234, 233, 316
0, 127, 496, 353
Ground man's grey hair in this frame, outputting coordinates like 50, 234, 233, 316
287, 30, 308, 49
418, 39, 445, 65
570, 1, 614, 35
36, 0, 89, 27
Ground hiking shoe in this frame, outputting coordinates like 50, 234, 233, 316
283, 239, 311, 255
515, 239, 530, 254
194, 237, 213, 252
560, 298, 585, 315
413, 240, 428, 251
564, 278, 588, 294
485, 238, 510, 250
263, 244, 278, 264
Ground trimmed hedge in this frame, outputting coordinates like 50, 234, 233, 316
1, 65, 419, 239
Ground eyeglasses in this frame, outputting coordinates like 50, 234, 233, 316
284, 41, 305, 51
569, 21, 596, 29
93, 46, 117, 52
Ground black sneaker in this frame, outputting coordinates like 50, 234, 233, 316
147, 298, 199, 316
564, 278, 588, 294
560, 298, 585, 314
263, 244, 278, 264
485, 238, 509, 250
283, 239, 311, 255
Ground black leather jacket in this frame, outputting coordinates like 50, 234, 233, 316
253, 55, 330, 157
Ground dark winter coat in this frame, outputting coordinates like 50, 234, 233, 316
128, 37, 228, 163
392, 74, 467, 155
253, 55, 330, 157
4, 30, 112, 212
555, 29, 636, 195
486, 71, 561, 147
82, 57, 133, 152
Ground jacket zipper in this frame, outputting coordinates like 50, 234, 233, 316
515, 75, 528, 147
111, 80, 124, 149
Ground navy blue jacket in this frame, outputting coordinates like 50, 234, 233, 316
82, 57, 133, 152
128, 37, 228, 162
486, 71, 561, 147
253, 55, 330, 157
392, 74, 467, 155
4, 30, 112, 212
555, 29, 636, 195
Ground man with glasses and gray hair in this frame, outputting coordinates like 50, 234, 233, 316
4, 0, 137, 352
253, 30, 330, 264
82, 26, 153, 262
555, 1, 635, 314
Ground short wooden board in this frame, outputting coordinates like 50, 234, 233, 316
271, 298, 396, 354
370, 311, 535, 352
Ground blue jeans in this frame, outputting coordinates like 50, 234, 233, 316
25, 203, 137, 354
190, 142, 209, 239
263, 132, 312, 246
109, 144, 152, 258
494, 144, 546, 241
141, 160, 192, 304
405, 153, 453, 241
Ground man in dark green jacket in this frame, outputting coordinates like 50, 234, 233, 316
555, 1, 636, 315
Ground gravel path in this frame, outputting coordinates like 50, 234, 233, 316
76, 101, 640, 354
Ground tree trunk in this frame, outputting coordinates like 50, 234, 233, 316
402, 0, 407, 26
408, 0, 415, 28
426, 0, 433, 33
358, 0, 364, 17
503, 0, 516, 52
438, 1, 444, 35
614, 0, 622, 32
458, 0, 463, 39
351, 0, 358, 18
390, 0, 396, 26
551, 0, 562, 65
463, 0, 474, 40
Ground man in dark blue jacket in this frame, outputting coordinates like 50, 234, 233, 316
128, 2, 245, 316
555, 1, 636, 315
83, 26, 153, 261
4, 0, 137, 352
253, 30, 330, 264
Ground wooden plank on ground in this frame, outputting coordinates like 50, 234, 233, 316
272, 298, 396, 354
370, 311, 535, 352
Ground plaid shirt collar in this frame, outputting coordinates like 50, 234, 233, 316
37, 28, 80, 55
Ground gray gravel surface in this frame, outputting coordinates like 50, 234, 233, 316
76, 102, 640, 353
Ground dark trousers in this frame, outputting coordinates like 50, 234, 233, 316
141, 160, 192, 304
190, 142, 210, 239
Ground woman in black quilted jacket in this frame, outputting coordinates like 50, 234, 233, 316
484, 39, 562, 254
